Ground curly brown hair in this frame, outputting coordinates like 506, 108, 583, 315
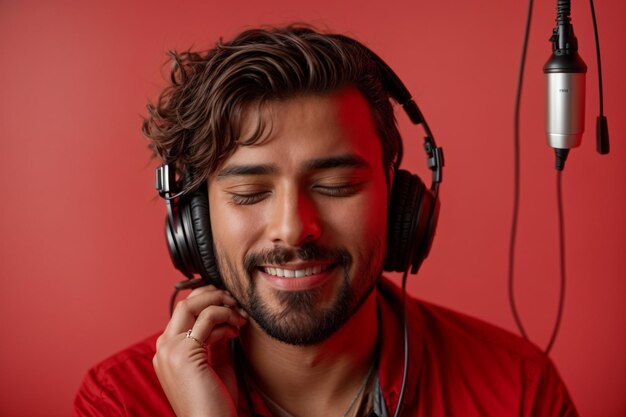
142, 26, 404, 193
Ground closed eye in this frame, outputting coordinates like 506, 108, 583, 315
228, 191, 271, 205
314, 183, 365, 197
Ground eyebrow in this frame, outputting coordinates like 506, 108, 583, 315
216, 154, 370, 181
216, 163, 276, 179
304, 154, 370, 171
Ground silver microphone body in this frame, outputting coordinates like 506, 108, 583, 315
545, 71, 586, 149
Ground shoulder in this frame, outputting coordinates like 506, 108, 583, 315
415, 297, 544, 363
72, 334, 173, 417
415, 300, 577, 415
377, 278, 578, 416
378, 277, 544, 365
85, 333, 160, 387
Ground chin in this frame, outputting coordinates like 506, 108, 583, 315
245, 274, 378, 346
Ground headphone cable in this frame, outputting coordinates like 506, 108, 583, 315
169, 277, 206, 316
392, 266, 410, 417
392, 182, 439, 417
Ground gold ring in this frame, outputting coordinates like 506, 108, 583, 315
185, 329, 207, 349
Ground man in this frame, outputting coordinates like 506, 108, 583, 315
73, 26, 578, 416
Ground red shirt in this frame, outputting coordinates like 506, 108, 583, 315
73, 279, 578, 416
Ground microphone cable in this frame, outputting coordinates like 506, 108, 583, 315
508, 0, 534, 342
509, 0, 567, 356
546, 170, 567, 356
509, 0, 607, 356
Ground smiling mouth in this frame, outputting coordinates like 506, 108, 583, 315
260, 264, 334, 278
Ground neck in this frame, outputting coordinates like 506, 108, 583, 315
239, 290, 379, 416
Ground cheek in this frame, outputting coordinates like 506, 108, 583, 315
325, 187, 389, 244
362, 191, 389, 239
209, 197, 261, 263
214, 209, 252, 240
209, 200, 266, 298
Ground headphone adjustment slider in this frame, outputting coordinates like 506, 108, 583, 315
423, 138, 444, 184
156, 164, 176, 198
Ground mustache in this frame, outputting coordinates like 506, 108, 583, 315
244, 243, 352, 273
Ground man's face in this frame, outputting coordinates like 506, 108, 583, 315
208, 88, 389, 345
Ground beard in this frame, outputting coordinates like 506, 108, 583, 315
215, 240, 383, 346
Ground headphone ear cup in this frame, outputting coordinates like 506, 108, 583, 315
417, 186, 439, 270
187, 186, 222, 286
385, 169, 421, 272
164, 185, 222, 287
384, 169, 437, 273
165, 197, 196, 279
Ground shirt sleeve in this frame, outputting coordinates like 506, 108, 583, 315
72, 367, 125, 417
524, 358, 579, 417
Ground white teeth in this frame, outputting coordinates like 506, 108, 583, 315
263, 264, 330, 278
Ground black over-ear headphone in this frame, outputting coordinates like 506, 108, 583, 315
155, 38, 444, 288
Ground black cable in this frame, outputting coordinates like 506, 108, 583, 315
589, 0, 604, 117
544, 171, 567, 356
392, 183, 439, 417
169, 277, 205, 316
510, 0, 570, 355
392, 266, 410, 417
589, 0, 611, 155
508, 0, 534, 341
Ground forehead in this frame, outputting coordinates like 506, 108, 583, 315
217, 88, 383, 173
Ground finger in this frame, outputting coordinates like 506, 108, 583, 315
189, 305, 247, 344
203, 323, 241, 345
186, 285, 239, 303
186, 284, 220, 298
186, 285, 238, 304
164, 290, 238, 336
182, 323, 241, 355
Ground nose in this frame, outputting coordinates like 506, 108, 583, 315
267, 188, 322, 247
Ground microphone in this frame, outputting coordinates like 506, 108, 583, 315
543, 0, 587, 171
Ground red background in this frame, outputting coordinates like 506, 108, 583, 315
1, 1, 624, 416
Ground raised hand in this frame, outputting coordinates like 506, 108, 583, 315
153, 285, 248, 417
